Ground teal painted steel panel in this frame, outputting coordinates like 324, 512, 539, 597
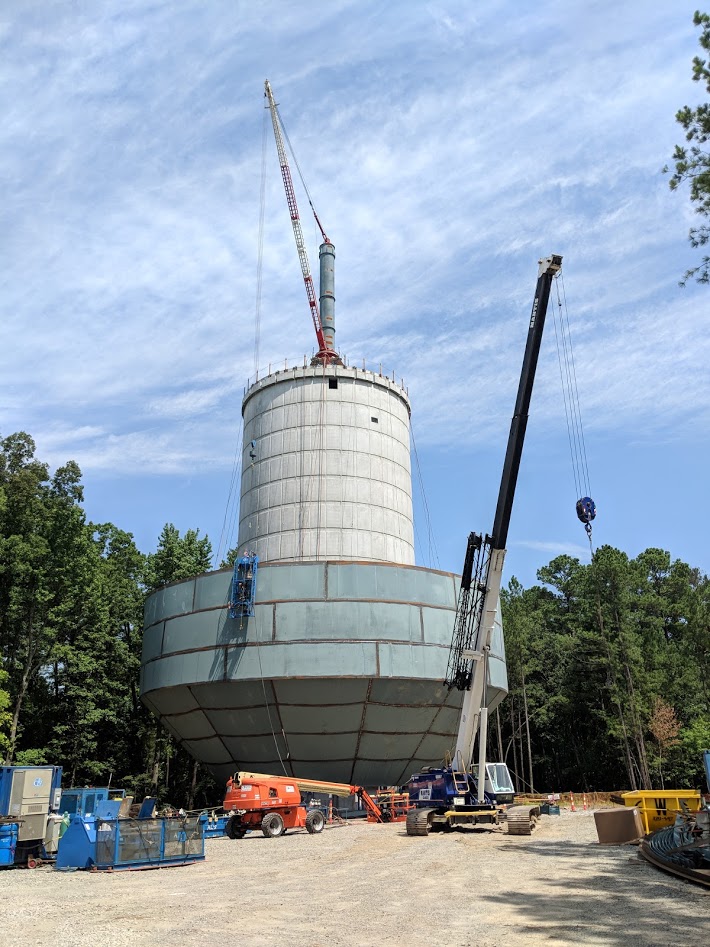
182, 737, 231, 765
142, 623, 164, 662
352, 759, 412, 786
363, 704, 438, 732
142, 650, 225, 692
490, 621, 505, 657
274, 678, 369, 705
416, 732, 456, 759
145, 580, 196, 627
358, 731, 422, 758
421, 606, 454, 646
368, 678, 453, 706
257, 563, 326, 601
163, 610, 226, 655
162, 710, 215, 740
204, 706, 273, 736
286, 732, 359, 761
224, 642, 378, 680
488, 654, 508, 691
142, 686, 201, 716
429, 705, 463, 734
160, 608, 272, 657
191, 680, 276, 708
221, 733, 289, 763
193, 570, 231, 611
287, 761, 360, 783
275, 600, 421, 642
377, 641, 449, 679
278, 704, 364, 733
329, 563, 455, 607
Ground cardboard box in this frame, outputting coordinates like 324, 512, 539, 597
594, 807, 644, 844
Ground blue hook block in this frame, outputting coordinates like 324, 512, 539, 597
576, 496, 596, 524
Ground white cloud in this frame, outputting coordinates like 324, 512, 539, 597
1, 0, 707, 487
514, 539, 591, 558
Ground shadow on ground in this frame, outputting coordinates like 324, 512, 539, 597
478, 838, 710, 946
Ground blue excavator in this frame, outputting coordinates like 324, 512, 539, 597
404, 254, 563, 837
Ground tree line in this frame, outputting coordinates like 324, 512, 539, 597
498, 546, 710, 793
2, 432, 708, 803
0, 432, 219, 808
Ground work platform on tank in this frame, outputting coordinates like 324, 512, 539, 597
141, 559, 507, 786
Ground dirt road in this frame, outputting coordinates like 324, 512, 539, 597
1, 810, 708, 946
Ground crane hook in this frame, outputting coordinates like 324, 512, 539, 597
576, 496, 596, 553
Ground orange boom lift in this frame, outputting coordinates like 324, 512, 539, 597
223, 772, 410, 838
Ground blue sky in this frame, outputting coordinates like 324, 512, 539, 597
1, 0, 708, 588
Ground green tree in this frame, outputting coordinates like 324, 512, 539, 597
0, 668, 11, 757
0, 432, 60, 762
501, 545, 709, 792
0, 431, 221, 804
665, 11, 710, 284
143, 522, 214, 802
144, 523, 213, 591
220, 545, 240, 569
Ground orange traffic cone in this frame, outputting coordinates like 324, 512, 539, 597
570, 791, 576, 812
583, 792, 588, 811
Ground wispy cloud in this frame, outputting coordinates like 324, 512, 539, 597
0, 0, 706, 524
514, 540, 590, 558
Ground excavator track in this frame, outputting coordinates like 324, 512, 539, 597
406, 808, 435, 836
505, 805, 540, 836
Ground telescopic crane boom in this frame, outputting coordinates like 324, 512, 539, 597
447, 254, 562, 800
264, 80, 341, 365
404, 255, 562, 839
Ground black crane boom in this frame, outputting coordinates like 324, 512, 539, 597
491, 254, 562, 550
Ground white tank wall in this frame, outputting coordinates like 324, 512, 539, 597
238, 365, 415, 564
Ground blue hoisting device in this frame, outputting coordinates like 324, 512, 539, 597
576, 496, 596, 540
229, 554, 258, 619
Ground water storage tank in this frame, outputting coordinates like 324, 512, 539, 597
140, 559, 508, 787
239, 364, 414, 564
140, 363, 509, 786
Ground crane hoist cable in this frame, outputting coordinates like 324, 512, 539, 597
215, 100, 269, 569
551, 273, 596, 552
277, 110, 329, 246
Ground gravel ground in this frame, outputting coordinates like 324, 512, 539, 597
1, 810, 708, 947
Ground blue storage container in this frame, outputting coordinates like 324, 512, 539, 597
60, 787, 125, 817
0, 823, 18, 867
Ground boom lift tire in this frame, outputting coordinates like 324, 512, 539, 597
305, 810, 325, 834
261, 812, 286, 838
225, 815, 247, 839
406, 807, 435, 836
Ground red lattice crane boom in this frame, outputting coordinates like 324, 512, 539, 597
264, 80, 339, 365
